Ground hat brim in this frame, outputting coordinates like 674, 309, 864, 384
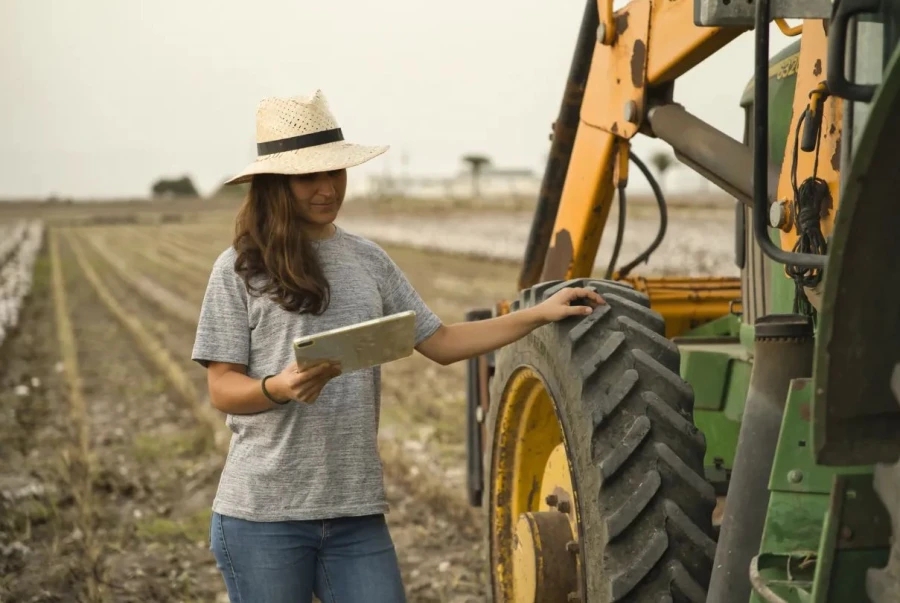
224, 141, 389, 185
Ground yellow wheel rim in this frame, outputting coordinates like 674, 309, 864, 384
490, 366, 580, 602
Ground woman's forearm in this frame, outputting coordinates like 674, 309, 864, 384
209, 370, 282, 414
417, 307, 547, 366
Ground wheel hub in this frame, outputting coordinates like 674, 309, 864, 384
512, 511, 577, 602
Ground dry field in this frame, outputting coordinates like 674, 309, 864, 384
0, 199, 735, 602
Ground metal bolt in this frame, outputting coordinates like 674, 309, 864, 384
624, 101, 638, 124
566, 540, 580, 553
557, 500, 571, 514
840, 526, 854, 541
788, 469, 803, 483
596, 23, 607, 44
475, 407, 484, 423
769, 200, 789, 229
545, 494, 558, 507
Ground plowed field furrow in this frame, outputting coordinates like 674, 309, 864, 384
0, 231, 109, 601
0, 230, 230, 603
81, 231, 200, 325
97, 226, 209, 294
112, 226, 216, 276
49, 230, 103, 602
43, 232, 227, 601
165, 225, 231, 250
66, 231, 213, 423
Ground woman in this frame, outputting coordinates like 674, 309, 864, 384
192, 90, 603, 603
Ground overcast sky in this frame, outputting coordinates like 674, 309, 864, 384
0, 1, 795, 199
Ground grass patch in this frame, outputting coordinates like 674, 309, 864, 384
135, 507, 211, 544
131, 428, 209, 462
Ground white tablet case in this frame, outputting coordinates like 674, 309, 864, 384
292, 311, 417, 373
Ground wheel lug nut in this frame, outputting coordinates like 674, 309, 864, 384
567, 593, 581, 602
566, 540, 580, 553
545, 494, 558, 506
557, 500, 571, 514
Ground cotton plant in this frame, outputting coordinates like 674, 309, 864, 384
0, 220, 44, 349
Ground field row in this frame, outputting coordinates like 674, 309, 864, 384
0, 220, 44, 350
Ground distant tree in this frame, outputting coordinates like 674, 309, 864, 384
462, 154, 491, 199
649, 151, 676, 189
211, 178, 249, 200
151, 175, 199, 199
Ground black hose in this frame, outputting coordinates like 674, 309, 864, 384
605, 182, 627, 279
618, 151, 668, 278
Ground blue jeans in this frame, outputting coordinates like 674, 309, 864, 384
209, 511, 407, 603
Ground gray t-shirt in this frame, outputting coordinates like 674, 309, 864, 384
191, 225, 442, 522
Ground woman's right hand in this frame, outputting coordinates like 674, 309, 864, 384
268, 360, 342, 404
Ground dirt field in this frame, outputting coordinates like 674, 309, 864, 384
0, 208, 534, 603
0, 195, 738, 602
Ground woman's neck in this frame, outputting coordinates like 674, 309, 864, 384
303, 222, 336, 241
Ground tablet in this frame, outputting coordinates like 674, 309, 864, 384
292, 310, 417, 373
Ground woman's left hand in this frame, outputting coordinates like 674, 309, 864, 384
533, 286, 606, 323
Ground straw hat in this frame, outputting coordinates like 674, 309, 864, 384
224, 90, 389, 185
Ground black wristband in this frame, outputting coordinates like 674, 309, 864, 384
261, 375, 290, 405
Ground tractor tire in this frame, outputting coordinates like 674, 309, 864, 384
866, 364, 900, 603
484, 278, 717, 602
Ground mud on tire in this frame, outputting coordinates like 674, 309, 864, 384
485, 278, 718, 602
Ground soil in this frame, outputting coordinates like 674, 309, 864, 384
0, 215, 527, 602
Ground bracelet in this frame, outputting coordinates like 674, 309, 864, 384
261, 375, 290, 405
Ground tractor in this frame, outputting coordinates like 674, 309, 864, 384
463, 0, 900, 600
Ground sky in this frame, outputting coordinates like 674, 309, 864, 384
0, 1, 796, 200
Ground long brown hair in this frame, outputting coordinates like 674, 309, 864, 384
232, 174, 330, 315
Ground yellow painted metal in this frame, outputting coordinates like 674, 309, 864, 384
490, 367, 567, 601
541, 126, 617, 281
583, 0, 652, 138
615, 139, 630, 185
770, 22, 841, 307
538, 443, 578, 532
774, 24, 842, 251
494, 276, 740, 336
775, 18, 803, 37
494, 374, 582, 601
545, 0, 744, 286
597, 0, 615, 46
644, 0, 745, 84
621, 276, 742, 337
512, 515, 540, 602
